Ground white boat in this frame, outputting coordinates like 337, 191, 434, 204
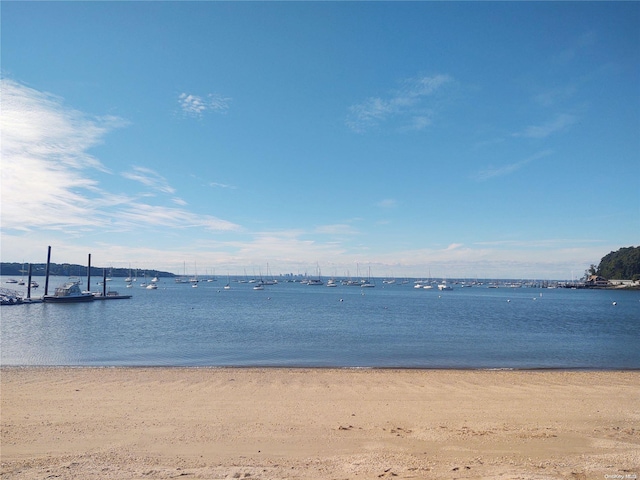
43, 282, 94, 303
360, 267, 375, 288
438, 282, 452, 291
147, 283, 158, 289
125, 265, 133, 283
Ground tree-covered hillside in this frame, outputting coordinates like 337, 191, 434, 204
0, 262, 175, 278
597, 246, 640, 280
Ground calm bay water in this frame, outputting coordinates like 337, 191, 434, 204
2, 276, 639, 369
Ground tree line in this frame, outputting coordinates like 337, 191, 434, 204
586, 246, 640, 281
0, 262, 175, 278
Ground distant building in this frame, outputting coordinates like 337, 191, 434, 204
585, 275, 610, 287
609, 279, 637, 287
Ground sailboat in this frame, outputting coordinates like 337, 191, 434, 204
361, 267, 375, 288
17, 263, 26, 285
190, 262, 199, 285
307, 264, 323, 285
125, 265, 133, 283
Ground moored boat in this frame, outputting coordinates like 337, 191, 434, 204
93, 290, 132, 300
43, 282, 94, 303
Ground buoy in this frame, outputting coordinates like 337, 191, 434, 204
612, 301, 617, 306
507, 299, 511, 303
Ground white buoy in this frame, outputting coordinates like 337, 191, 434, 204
612, 301, 617, 306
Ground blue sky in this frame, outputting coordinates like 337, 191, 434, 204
1, 1, 638, 279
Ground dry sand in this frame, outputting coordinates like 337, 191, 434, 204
1, 367, 638, 479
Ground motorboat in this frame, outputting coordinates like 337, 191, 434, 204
43, 282, 94, 303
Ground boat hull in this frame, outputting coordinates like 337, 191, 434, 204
43, 295, 94, 303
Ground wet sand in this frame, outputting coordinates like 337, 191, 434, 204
1, 367, 638, 479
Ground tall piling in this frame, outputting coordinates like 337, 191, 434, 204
27, 264, 33, 299
87, 254, 92, 293
44, 246, 51, 296
102, 269, 107, 297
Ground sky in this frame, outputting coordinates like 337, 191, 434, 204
1, 1, 639, 280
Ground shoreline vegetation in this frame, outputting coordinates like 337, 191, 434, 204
1, 367, 638, 479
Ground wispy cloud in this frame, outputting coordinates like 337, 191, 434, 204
315, 224, 359, 235
116, 204, 240, 232
0, 79, 125, 231
473, 150, 553, 182
122, 166, 175, 194
346, 74, 452, 133
376, 198, 398, 209
209, 181, 237, 189
534, 86, 577, 108
474, 238, 603, 249
513, 114, 577, 139
553, 31, 597, 65
0, 78, 240, 235
178, 92, 231, 117
172, 197, 188, 206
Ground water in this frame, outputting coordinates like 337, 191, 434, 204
2, 276, 639, 369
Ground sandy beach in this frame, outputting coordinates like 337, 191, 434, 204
1, 368, 638, 479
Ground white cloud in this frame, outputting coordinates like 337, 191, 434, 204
209, 181, 237, 189
534, 86, 577, 108
0, 79, 240, 237
178, 92, 231, 117
346, 74, 451, 133
122, 166, 175, 194
315, 224, 359, 235
513, 114, 577, 139
115, 204, 240, 232
474, 150, 553, 182
0, 79, 124, 231
376, 199, 398, 209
